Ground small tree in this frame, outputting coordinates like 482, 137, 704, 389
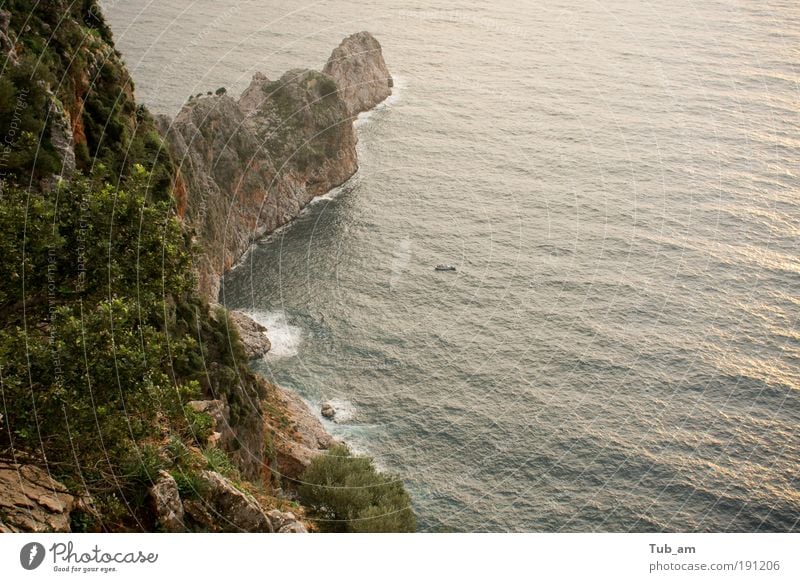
299, 444, 416, 532
215, 87, 227, 96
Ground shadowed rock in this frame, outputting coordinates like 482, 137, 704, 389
183, 470, 273, 532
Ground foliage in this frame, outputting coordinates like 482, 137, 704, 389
184, 408, 214, 444
202, 447, 238, 478
122, 444, 167, 487
0, 0, 175, 194
165, 436, 190, 465
171, 467, 208, 500
299, 444, 416, 532
0, 0, 369, 532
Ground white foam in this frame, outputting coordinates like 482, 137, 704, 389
354, 74, 404, 128
323, 398, 357, 423
243, 310, 303, 358
308, 180, 351, 206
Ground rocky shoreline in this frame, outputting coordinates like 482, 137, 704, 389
207, 30, 392, 469
0, 24, 392, 533
180, 32, 393, 525
158, 31, 393, 300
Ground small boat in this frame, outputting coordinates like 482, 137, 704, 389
434, 264, 457, 272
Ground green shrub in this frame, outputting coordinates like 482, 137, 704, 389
166, 436, 190, 465
299, 444, 416, 532
184, 407, 214, 444
122, 445, 166, 487
171, 467, 208, 499
203, 447, 238, 478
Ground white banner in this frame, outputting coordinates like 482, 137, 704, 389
0, 533, 796, 581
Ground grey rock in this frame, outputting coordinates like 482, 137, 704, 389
228, 310, 271, 359
267, 509, 308, 533
183, 471, 273, 532
323, 31, 392, 117
0, 10, 18, 64
149, 470, 185, 532
321, 402, 335, 419
47, 93, 76, 178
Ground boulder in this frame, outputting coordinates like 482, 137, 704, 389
323, 31, 392, 117
148, 470, 185, 532
321, 402, 336, 419
183, 470, 273, 532
267, 509, 308, 533
228, 310, 271, 359
0, 460, 75, 532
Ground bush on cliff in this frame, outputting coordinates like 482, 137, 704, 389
299, 444, 416, 532
0, 167, 263, 528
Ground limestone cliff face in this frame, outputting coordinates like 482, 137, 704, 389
160, 33, 390, 300
323, 31, 393, 117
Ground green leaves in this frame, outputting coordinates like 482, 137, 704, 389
300, 444, 417, 532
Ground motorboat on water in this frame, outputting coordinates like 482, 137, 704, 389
434, 264, 457, 272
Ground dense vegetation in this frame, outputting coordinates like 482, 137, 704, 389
300, 445, 416, 532
0, 0, 263, 530
0, 0, 415, 532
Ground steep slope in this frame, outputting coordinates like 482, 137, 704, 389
0, 2, 410, 532
323, 31, 393, 117
159, 33, 391, 299
0, 0, 269, 530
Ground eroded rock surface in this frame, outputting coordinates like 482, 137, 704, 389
149, 470, 185, 532
0, 460, 75, 532
267, 509, 308, 533
160, 33, 391, 301
265, 384, 338, 481
229, 310, 272, 359
323, 31, 392, 117
183, 470, 273, 532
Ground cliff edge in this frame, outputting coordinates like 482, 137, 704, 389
160, 32, 392, 300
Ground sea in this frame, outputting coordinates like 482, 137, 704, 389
102, 0, 799, 532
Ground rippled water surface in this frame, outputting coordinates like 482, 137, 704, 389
103, 0, 799, 531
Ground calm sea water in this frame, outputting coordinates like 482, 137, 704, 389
103, 0, 799, 532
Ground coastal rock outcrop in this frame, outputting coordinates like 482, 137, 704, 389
229, 310, 272, 359
0, 460, 75, 532
321, 402, 335, 419
264, 383, 338, 482
160, 69, 357, 300
159, 33, 391, 300
323, 31, 393, 117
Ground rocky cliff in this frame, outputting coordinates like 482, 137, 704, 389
323, 31, 393, 118
159, 32, 391, 300
0, 1, 399, 533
